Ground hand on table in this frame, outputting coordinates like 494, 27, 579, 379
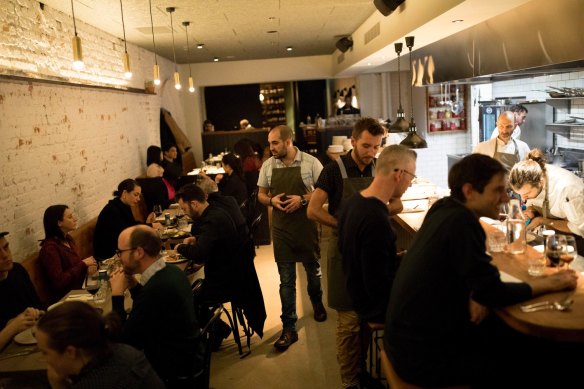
83, 256, 97, 274
182, 236, 196, 245
146, 212, 157, 224
6, 307, 44, 335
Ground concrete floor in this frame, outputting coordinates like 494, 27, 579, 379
210, 226, 343, 389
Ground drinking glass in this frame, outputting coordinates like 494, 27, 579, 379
546, 234, 566, 268
559, 235, 577, 270
158, 228, 169, 256
153, 204, 163, 217
85, 273, 99, 296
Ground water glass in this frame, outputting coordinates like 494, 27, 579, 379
527, 254, 546, 277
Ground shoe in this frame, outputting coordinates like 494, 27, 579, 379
274, 329, 298, 351
312, 301, 327, 322
210, 320, 231, 351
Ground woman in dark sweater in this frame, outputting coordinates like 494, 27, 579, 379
215, 153, 248, 205
93, 179, 156, 261
39, 205, 98, 304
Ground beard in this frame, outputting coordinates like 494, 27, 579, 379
273, 148, 287, 160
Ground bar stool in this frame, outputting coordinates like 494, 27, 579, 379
221, 301, 253, 358
366, 322, 385, 382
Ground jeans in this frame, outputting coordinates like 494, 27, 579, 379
277, 261, 323, 330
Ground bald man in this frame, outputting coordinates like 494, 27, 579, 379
110, 225, 202, 387
473, 111, 530, 171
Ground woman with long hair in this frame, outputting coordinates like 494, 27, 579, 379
39, 205, 97, 303
36, 301, 164, 388
93, 179, 156, 260
146, 145, 164, 178
509, 148, 584, 254
215, 153, 248, 205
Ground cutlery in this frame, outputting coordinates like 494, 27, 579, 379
0, 348, 36, 361
521, 299, 573, 312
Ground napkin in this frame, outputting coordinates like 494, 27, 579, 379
500, 271, 522, 283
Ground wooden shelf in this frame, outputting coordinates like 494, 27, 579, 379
426, 85, 468, 133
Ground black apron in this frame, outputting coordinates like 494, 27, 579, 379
271, 161, 319, 262
327, 158, 375, 310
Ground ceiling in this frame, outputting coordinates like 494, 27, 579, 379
40, 0, 533, 73
41, 0, 376, 63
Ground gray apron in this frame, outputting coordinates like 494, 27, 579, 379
271, 163, 319, 262
327, 158, 375, 310
494, 138, 520, 171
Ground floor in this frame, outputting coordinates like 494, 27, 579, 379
209, 226, 344, 389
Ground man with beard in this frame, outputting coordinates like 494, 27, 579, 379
109, 225, 202, 388
257, 125, 324, 351
308, 118, 403, 389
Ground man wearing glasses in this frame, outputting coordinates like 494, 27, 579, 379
109, 225, 203, 388
338, 145, 417, 327
473, 111, 530, 171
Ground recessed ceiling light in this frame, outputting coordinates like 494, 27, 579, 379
286, 46, 293, 51
197, 43, 204, 49
267, 30, 278, 34
213, 57, 219, 62
452, 19, 464, 23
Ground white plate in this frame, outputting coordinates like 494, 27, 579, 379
500, 271, 522, 284
14, 328, 37, 345
163, 254, 188, 264
533, 245, 544, 253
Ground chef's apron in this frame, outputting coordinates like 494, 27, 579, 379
327, 158, 375, 310
271, 163, 319, 262
494, 138, 520, 171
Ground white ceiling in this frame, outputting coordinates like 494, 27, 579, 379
40, 0, 532, 73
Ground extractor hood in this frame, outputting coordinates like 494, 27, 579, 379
411, 0, 584, 85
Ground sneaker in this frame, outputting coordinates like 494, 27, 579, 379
312, 301, 327, 322
274, 329, 298, 351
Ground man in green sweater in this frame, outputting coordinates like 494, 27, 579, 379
110, 225, 203, 388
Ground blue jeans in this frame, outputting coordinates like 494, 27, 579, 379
277, 261, 323, 331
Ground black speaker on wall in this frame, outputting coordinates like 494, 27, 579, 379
374, 0, 405, 16
336, 37, 353, 53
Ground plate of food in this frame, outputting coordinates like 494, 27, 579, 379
526, 232, 537, 243
171, 230, 189, 239
14, 328, 37, 345
163, 253, 188, 264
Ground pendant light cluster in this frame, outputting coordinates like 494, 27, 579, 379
182, 21, 195, 93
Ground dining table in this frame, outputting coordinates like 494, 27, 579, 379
392, 184, 584, 343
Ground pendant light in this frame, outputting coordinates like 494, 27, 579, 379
182, 21, 195, 93
400, 36, 428, 149
119, 0, 131, 79
389, 42, 408, 133
70, 0, 83, 70
167, 7, 181, 90
148, 0, 160, 85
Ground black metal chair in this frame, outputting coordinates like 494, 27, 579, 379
193, 305, 224, 389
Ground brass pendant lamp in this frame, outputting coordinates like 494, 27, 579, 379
400, 36, 428, 149
182, 21, 195, 93
148, 0, 160, 85
388, 42, 409, 133
167, 7, 181, 90
119, 0, 131, 79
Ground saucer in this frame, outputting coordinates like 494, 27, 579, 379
14, 328, 37, 345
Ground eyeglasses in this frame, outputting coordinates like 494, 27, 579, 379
115, 247, 136, 257
395, 168, 417, 180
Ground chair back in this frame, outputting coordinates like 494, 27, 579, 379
240, 188, 261, 239
193, 306, 224, 389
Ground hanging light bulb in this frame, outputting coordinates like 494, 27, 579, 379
119, 0, 132, 79
401, 36, 428, 149
70, 0, 83, 70
148, 0, 160, 85
167, 7, 181, 90
389, 43, 409, 133
182, 21, 195, 93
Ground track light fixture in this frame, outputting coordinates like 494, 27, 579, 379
148, 0, 160, 85
119, 0, 131, 79
70, 0, 83, 70
182, 21, 195, 93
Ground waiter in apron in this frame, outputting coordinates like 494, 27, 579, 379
258, 125, 325, 351
473, 111, 531, 171
308, 118, 401, 389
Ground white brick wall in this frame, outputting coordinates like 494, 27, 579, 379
0, 0, 177, 260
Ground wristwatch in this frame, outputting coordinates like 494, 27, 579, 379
300, 198, 308, 206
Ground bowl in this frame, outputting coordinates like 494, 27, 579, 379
328, 145, 344, 153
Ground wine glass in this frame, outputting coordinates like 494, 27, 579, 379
158, 228, 169, 256
546, 234, 566, 268
85, 272, 100, 298
559, 235, 577, 270
153, 204, 163, 217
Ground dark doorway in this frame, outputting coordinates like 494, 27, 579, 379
205, 84, 262, 131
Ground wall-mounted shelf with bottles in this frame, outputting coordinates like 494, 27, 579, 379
545, 97, 584, 139
426, 84, 468, 133
260, 83, 287, 127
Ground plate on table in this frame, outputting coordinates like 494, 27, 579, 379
526, 232, 537, 243
163, 253, 188, 264
14, 328, 36, 345
171, 230, 189, 239
401, 206, 426, 213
